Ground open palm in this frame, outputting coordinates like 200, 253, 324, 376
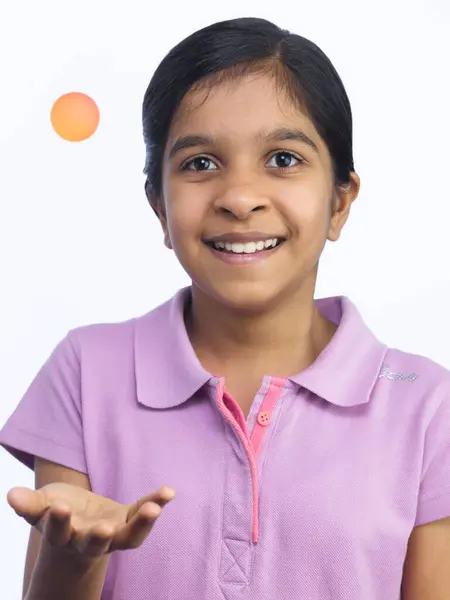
7, 482, 175, 558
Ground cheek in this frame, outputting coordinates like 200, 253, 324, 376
282, 186, 331, 238
164, 189, 205, 247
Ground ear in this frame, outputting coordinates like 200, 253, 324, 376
145, 181, 173, 249
327, 172, 360, 242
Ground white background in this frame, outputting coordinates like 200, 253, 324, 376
0, 0, 449, 596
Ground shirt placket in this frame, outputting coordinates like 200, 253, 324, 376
214, 377, 285, 595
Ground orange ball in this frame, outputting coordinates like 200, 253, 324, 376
50, 92, 100, 142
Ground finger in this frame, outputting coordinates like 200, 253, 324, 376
111, 502, 161, 551
42, 504, 72, 546
7, 488, 49, 526
154, 487, 176, 508
133, 487, 175, 513
74, 523, 115, 557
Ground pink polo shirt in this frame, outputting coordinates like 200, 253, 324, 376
2, 288, 450, 600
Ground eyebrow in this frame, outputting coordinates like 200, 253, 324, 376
168, 126, 319, 159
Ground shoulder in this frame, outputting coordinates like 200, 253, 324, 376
377, 345, 450, 421
381, 346, 450, 384
65, 296, 174, 361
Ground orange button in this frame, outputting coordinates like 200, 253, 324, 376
257, 411, 271, 426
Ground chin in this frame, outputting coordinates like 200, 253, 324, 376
198, 280, 286, 315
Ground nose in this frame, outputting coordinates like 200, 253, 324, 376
214, 183, 269, 220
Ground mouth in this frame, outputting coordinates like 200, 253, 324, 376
204, 237, 285, 256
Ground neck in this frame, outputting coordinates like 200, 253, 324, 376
186, 283, 337, 378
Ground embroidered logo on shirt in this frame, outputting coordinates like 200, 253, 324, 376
378, 364, 418, 382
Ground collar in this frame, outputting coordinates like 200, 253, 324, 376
288, 297, 387, 407
134, 288, 211, 410
134, 288, 387, 409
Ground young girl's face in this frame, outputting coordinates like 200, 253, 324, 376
157, 72, 359, 311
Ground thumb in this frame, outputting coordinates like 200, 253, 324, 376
7, 487, 50, 525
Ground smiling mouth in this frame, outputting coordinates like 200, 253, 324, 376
205, 238, 285, 255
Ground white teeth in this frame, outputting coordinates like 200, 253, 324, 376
244, 242, 257, 254
212, 238, 280, 254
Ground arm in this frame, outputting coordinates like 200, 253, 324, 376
25, 542, 110, 600
23, 458, 110, 600
401, 517, 450, 600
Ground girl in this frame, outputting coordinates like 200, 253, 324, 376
1, 16, 450, 600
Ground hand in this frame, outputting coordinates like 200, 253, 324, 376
7, 482, 175, 559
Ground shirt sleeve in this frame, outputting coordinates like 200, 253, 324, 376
415, 393, 450, 526
0, 332, 87, 474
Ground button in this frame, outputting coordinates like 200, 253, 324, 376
257, 411, 271, 426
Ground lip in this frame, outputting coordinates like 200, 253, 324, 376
208, 242, 283, 265
203, 231, 286, 243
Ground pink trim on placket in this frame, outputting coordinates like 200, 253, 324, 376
250, 377, 285, 456
215, 379, 260, 543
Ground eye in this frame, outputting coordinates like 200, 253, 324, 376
180, 156, 218, 172
266, 151, 302, 169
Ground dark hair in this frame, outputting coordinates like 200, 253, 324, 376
142, 17, 355, 202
